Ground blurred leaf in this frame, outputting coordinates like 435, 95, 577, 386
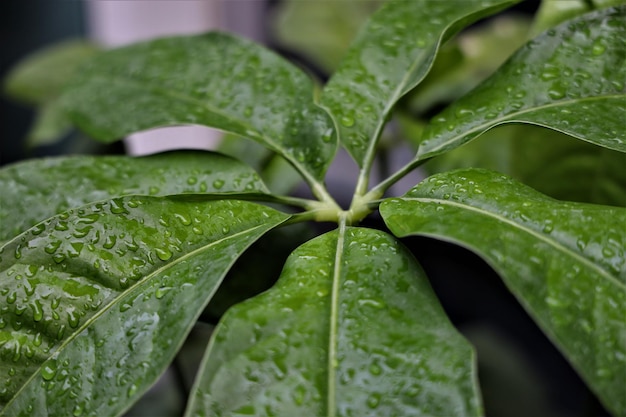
425, 125, 626, 206
0, 197, 289, 416
186, 227, 481, 417
532, 0, 626, 35
272, 0, 381, 73
418, 7, 626, 159
61, 33, 337, 184
381, 169, 626, 415
0, 151, 268, 241
3, 40, 100, 105
25, 100, 73, 148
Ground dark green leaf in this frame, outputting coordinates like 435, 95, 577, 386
319, 0, 518, 168
424, 125, 626, 206
0, 197, 289, 416
186, 227, 481, 417
418, 7, 626, 159
380, 168, 626, 415
0, 151, 268, 241
61, 33, 337, 183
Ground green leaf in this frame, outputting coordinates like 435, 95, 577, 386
3, 40, 100, 105
25, 100, 73, 148
418, 6, 626, 160
60, 33, 337, 184
0, 151, 268, 241
531, 0, 591, 36
319, 0, 518, 169
380, 168, 626, 415
0, 196, 289, 416
186, 227, 481, 417
272, 0, 381, 72
424, 125, 626, 206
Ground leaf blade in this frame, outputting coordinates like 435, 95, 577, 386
0, 151, 268, 241
418, 6, 626, 159
60, 33, 337, 182
319, 0, 519, 168
186, 227, 481, 417
380, 168, 626, 415
0, 197, 289, 416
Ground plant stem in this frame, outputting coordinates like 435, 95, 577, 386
366, 157, 430, 200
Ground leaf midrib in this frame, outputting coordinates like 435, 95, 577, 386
418, 94, 626, 157
399, 196, 624, 290
2, 223, 271, 413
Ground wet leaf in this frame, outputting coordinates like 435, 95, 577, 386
418, 7, 626, 159
380, 168, 626, 415
0, 197, 289, 416
319, 0, 519, 168
60, 33, 336, 183
0, 151, 268, 241
186, 227, 481, 417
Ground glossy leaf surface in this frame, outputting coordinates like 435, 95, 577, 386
418, 6, 626, 159
319, 0, 518, 168
61, 33, 336, 182
186, 227, 480, 417
425, 125, 626, 206
0, 151, 268, 241
380, 169, 626, 415
0, 197, 288, 416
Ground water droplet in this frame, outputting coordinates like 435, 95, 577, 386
44, 240, 62, 254
109, 199, 128, 215
174, 213, 191, 226
41, 359, 58, 381
222, 226, 230, 234
148, 186, 160, 195
340, 116, 355, 127
67, 311, 80, 328
31, 224, 45, 235
369, 361, 382, 375
103, 235, 117, 249
155, 248, 172, 261
31, 301, 44, 322
72, 404, 83, 417
366, 393, 381, 409
542, 221, 554, 234
187, 176, 197, 185
591, 40, 606, 56
127, 383, 139, 397
212, 179, 225, 189
155, 286, 172, 299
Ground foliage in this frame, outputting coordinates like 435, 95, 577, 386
1, 1, 625, 416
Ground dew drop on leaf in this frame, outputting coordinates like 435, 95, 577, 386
155, 247, 173, 261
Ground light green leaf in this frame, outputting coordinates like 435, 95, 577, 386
60, 33, 337, 184
272, 0, 381, 72
319, 0, 518, 169
531, 0, 591, 36
26, 100, 73, 148
0, 151, 268, 241
380, 168, 626, 415
425, 125, 626, 206
418, 6, 626, 160
0, 196, 289, 416
186, 227, 481, 417
3, 40, 100, 105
